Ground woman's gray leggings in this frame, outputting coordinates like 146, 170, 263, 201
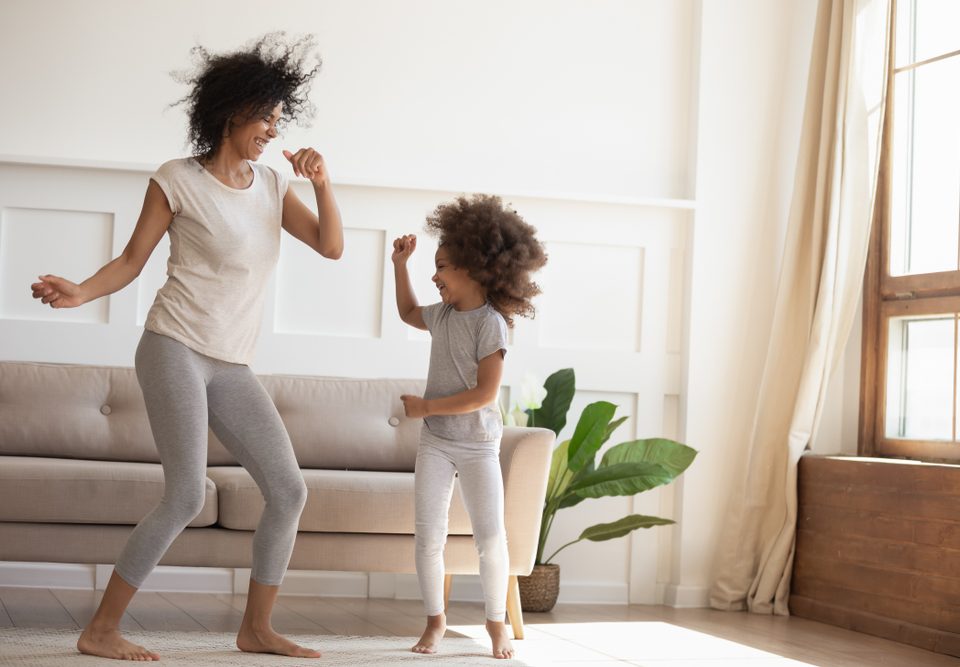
113, 330, 307, 588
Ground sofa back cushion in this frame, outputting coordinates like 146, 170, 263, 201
0, 362, 424, 471
260, 374, 423, 471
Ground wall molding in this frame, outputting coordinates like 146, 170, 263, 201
0, 154, 697, 210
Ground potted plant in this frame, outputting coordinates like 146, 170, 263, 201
507, 369, 696, 612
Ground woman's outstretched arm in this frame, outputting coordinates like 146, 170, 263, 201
32, 180, 173, 308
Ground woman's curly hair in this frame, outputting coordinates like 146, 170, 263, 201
172, 32, 321, 159
426, 195, 547, 327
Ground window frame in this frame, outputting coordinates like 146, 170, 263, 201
859, 0, 960, 462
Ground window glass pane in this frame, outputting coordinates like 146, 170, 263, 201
885, 315, 954, 441
896, 0, 960, 69
889, 55, 960, 276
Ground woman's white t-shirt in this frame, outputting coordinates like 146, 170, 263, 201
145, 157, 288, 364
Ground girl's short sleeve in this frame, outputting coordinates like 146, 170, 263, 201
477, 310, 508, 361
421, 302, 443, 332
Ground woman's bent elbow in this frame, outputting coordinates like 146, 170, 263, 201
321, 245, 343, 260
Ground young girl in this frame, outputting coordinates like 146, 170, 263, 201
392, 195, 547, 660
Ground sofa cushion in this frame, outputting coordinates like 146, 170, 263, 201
260, 376, 425, 471
0, 362, 425, 471
207, 467, 473, 535
0, 456, 218, 527
0, 362, 236, 465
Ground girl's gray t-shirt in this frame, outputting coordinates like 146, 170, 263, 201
421, 302, 508, 443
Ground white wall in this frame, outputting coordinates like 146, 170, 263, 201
0, 0, 693, 201
0, 0, 831, 607
670, 0, 820, 605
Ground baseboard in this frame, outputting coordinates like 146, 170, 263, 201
0, 562, 96, 589
272, 570, 369, 598
0, 561, 648, 605
662, 583, 709, 608
557, 581, 629, 604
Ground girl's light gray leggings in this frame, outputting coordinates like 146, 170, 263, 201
415, 428, 509, 622
113, 330, 307, 589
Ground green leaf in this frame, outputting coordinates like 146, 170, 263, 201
579, 514, 675, 542
555, 458, 596, 509
567, 401, 617, 473
599, 438, 697, 478
558, 492, 586, 509
527, 368, 575, 435
601, 416, 628, 446
546, 440, 572, 503
565, 462, 674, 499
541, 514, 676, 563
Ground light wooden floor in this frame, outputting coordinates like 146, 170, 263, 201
0, 587, 957, 666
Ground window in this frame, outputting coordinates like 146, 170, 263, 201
861, 0, 960, 461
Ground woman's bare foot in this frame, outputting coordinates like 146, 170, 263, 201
411, 613, 446, 654
486, 619, 515, 660
77, 626, 159, 661
236, 623, 321, 658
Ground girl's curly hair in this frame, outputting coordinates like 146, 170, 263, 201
426, 195, 547, 327
172, 32, 321, 159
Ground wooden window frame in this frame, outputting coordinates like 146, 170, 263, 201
859, 0, 960, 462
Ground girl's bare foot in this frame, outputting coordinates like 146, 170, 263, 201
236, 623, 321, 658
486, 619, 515, 660
77, 626, 159, 661
411, 613, 446, 654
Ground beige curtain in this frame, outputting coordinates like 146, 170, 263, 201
709, 0, 892, 615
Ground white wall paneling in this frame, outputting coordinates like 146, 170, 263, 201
538, 242, 644, 352
275, 224, 386, 339
0, 163, 155, 363
1, 206, 113, 324
0, 156, 689, 605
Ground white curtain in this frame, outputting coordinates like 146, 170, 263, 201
709, 0, 891, 615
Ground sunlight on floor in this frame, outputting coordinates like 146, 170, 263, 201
447, 621, 818, 666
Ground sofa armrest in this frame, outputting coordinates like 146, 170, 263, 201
500, 426, 555, 575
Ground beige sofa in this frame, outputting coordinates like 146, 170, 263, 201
0, 361, 554, 637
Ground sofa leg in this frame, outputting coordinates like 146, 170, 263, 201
443, 574, 452, 611
506, 575, 524, 640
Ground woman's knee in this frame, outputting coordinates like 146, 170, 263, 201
266, 475, 307, 516
163, 485, 208, 525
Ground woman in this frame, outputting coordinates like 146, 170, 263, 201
31, 34, 340, 661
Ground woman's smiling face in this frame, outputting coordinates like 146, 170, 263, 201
225, 102, 282, 161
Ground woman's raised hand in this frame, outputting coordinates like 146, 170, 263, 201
391, 234, 417, 265
31, 274, 84, 309
283, 148, 328, 188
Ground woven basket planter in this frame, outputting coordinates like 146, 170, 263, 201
518, 563, 560, 612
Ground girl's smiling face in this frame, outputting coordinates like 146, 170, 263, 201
432, 246, 485, 310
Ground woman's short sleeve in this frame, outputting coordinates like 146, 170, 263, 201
150, 160, 182, 215
267, 165, 289, 203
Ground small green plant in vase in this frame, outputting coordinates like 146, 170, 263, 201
510, 368, 696, 612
